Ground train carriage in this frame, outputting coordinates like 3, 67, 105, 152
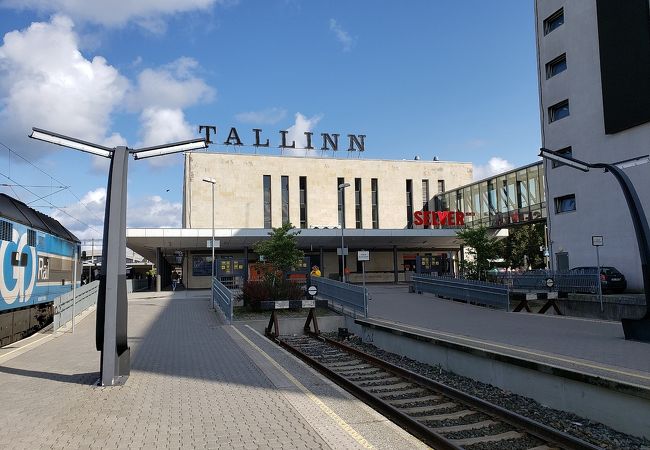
0, 194, 80, 345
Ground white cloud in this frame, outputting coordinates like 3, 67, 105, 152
51, 187, 182, 239
282, 112, 323, 156
130, 57, 215, 111
473, 157, 515, 181
137, 107, 195, 167
235, 107, 287, 125
329, 19, 355, 52
0, 15, 129, 153
0, 0, 228, 30
127, 195, 182, 228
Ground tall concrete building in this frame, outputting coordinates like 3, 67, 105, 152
535, 0, 650, 290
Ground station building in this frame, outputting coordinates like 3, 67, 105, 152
127, 152, 473, 288
535, 1, 650, 290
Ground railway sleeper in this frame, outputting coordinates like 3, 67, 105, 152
389, 394, 442, 406
450, 430, 524, 447
401, 402, 457, 415
418, 409, 477, 421
431, 419, 497, 434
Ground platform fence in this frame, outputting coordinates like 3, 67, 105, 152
412, 274, 510, 311
310, 277, 368, 318
494, 270, 600, 294
53, 281, 100, 330
212, 277, 234, 325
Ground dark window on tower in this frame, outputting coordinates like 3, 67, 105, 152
544, 8, 564, 35
422, 180, 430, 229
355, 178, 362, 229
263, 175, 272, 228
371, 178, 379, 229
555, 194, 576, 213
299, 176, 307, 229
337, 177, 346, 228
435, 179, 445, 210
546, 53, 567, 79
281, 175, 289, 225
549, 100, 570, 123
406, 179, 413, 229
552, 146, 573, 168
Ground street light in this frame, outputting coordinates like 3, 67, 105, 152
203, 177, 216, 310
29, 127, 207, 386
338, 182, 351, 283
539, 147, 650, 342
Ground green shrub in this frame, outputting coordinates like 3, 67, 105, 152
239, 279, 305, 310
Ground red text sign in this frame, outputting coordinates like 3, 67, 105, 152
413, 211, 465, 227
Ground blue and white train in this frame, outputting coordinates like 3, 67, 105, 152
0, 194, 80, 346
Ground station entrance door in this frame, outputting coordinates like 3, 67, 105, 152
216, 257, 247, 288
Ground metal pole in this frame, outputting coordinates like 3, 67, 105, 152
211, 182, 215, 310
362, 260, 367, 317
596, 245, 603, 312
340, 188, 346, 283
72, 248, 77, 333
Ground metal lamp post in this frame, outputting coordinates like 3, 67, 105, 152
29, 127, 208, 385
338, 182, 351, 282
203, 177, 216, 309
539, 148, 650, 342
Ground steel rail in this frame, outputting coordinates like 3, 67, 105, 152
279, 332, 600, 450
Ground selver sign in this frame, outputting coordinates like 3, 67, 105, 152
413, 210, 466, 227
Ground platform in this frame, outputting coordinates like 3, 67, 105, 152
0, 290, 425, 449
365, 284, 650, 388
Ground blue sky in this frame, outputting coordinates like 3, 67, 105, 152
0, 0, 541, 241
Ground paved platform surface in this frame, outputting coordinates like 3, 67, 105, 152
0, 290, 426, 449
366, 284, 650, 388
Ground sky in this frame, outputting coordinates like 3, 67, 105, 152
0, 0, 542, 243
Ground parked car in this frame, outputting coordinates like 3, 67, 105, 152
569, 266, 627, 294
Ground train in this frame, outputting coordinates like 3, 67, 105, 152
0, 193, 80, 346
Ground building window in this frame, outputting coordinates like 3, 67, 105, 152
299, 176, 307, 229
546, 53, 567, 79
406, 179, 413, 229
555, 194, 576, 213
552, 146, 573, 168
0, 220, 12, 241
354, 178, 362, 229
549, 99, 570, 123
263, 175, 272, 228
281, 175, 289, 225
421, 180, 430, 228
27, 229, 36, 247
543, 8, 564, 35
371, 178, 379, 229
435, 179, 445, 210
337, 177, 346, 228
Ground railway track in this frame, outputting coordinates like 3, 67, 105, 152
276, 334, 601, 450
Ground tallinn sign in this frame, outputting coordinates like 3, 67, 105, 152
198, 125, 366, 152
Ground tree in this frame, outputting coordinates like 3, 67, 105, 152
499, 223, 546, 270
253, 222, 304, 279
456, 226, 500, 280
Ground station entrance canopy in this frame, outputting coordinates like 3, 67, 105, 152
126, 227, 464, 264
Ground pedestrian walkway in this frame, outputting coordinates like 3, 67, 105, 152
0, 290, 425, 449
366, 284, 650, 388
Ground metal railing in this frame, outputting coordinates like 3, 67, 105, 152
212, 276, 234, 324
412, 274, 510, 311
53, 281, 100, 330
310, 277, 368, 317
495, 270, 599, 294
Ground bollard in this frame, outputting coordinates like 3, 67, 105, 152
156, 275, 161, 292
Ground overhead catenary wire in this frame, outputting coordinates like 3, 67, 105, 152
0, 140, 104, 224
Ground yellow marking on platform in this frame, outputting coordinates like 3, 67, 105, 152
232, 326, 375, 449
385, 321, 650, 383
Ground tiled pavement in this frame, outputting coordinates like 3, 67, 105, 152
0, 290, 426, 450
